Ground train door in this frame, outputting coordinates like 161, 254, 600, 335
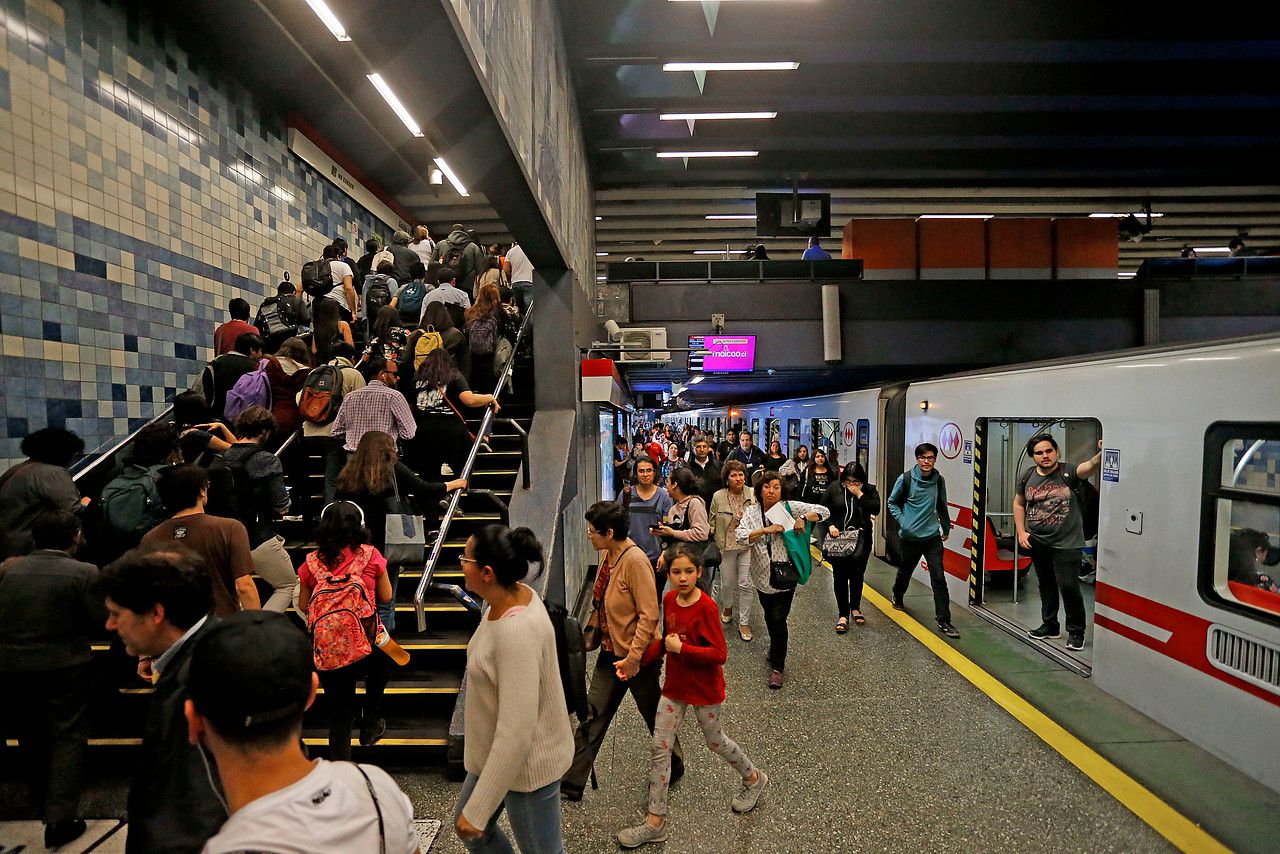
751, 418, 761, 446
811, 418, 839, 456
787, 419, 801, 456
974, 417, 1102, 672
765, 418, 781, 455
878, 386, 907, 561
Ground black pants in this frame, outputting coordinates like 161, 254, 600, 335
469, 353, 496, 395
0, 662, 92, 824
892, 535, 952, 624
831, 551, 871, 617
411, 416, 467, 479
563, 648, 682, 791
317, 653, 389, 761
1029, 540, 1087, 635
757, 588, 796, 671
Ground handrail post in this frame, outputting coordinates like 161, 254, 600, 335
504, 418, 531, 490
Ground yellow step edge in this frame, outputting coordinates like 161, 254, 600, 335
301, 737, 448, 747
400, 642, 468, 651
7, 738, 143, 747
121, 685, 459, 696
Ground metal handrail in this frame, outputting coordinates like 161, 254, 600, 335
71, 405, 176, 482
414, 304, 535, 631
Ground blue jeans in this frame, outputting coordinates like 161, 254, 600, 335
454, 774, 565, 854
378, 563, 399, 633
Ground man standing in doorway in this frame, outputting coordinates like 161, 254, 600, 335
1014, 434, 1102, 652
887, 443, 960, 639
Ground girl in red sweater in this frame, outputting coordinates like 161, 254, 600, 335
616, 545, 769, 849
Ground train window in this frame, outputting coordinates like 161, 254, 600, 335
787, 419, 801, 455
1201, 426, 1280, 623
751, 418, 760, 444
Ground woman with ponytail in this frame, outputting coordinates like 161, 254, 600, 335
453, 525, 573, 853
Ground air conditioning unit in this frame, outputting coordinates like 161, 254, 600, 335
618, 327, 669, 363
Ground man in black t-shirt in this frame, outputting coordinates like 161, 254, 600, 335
1013, 434, 1102, 651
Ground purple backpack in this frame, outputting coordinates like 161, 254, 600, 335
224, 358, 272, 421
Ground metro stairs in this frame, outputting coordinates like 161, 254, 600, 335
57, 362, 535, 765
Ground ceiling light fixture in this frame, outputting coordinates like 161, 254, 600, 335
1116, 271, 1137, 279
693, 250, 732, 255
660, 111, 777, 121
1090, 212, 1165, 218
595, 216, 603, 221
656, 150, 758, 158
918, 214, 993, 220
706, 214, 757, 220
663, 61, 798, 72
367, 74, 424, 137
1192, 246, 1232, 254
688, 375, 705, 385
597, 252, 610, 257
432, 157, 469, 196
304, 0, 351, 41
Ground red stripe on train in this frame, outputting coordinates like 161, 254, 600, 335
1096, 583, 1278, 707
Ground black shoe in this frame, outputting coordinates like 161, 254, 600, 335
560, 784, 584, 802
892, 596, 906, 610
1066, 633, 1085, 651
937, 622, 960, 639
359, 717, 387, 746
1028, 624, 1061, 640
45, 819, 87, 849
670, 757, 685, 787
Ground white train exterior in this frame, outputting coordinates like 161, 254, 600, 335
670, 335, 1280, 792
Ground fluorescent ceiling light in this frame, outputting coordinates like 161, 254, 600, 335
597, 252, 610, 257
663, 61, 798, 72
1192, 246, 1231, 254
693, 250, 732, 255
367, 74, 424, 137
595, 216, 603, 221
688, 375, 705, 384
304, 0, 351, 41
656, 150, 758, 158
596, 275, 607, 281
432, 157, 469, 196
918, 214, 993, 220
1116, 271, 1137, 279
660, 111, 777, 121
1090, 212, 1164, 218
706, 214, 757, 220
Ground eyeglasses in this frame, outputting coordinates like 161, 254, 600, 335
917, 454, 936, 461
459, 555, 478, 565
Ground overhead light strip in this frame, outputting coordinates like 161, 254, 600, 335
918, 214, 993, 220
304, 0, 351, 41
706, 214, 757, 220
433, 157, 469, 197
659, 112, 777, 121
1090, 212, 1165, 218
367, 74, 424, 137
1192, 246, 1232, 254
663, 61, 798, 72
656, 150, 759, 158
688, 375, 705, 385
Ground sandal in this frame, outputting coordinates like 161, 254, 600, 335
853, 613, 866, 625
835, 617, 849, 635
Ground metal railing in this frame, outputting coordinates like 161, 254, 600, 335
71, 405, 176, 484
414, 305, 535, 631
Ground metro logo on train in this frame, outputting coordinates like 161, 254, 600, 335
939, 422, 963, 459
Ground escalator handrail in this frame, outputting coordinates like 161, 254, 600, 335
414, 303, 534, 632
71, 405, 176, 483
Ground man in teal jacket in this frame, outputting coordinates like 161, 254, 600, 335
887, 443, 960, 638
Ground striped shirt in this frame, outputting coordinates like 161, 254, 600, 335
330, 380, 417, 452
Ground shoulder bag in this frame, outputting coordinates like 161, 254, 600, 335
779, 502, 815, 584
583, 544, 636, 651
766, 532, 800, 590
822, 494, 864, 560
382, 475, 426, 566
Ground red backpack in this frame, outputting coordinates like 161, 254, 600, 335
306, 546, 378, 671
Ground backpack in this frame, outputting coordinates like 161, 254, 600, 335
223, 447, 272, 543
301, 259, 333, 298
223, 359, 272, 422
467, 314, 499, 355
544, 600, 589, 723
396, 280, 427, 323
255, 296, 299, 339
299, 363, 345, 425
413, 326, 444, 370
99, 464, 168, 540
363, 274, 393, 318
306, 546, 378, 671
439, 242, 464, 271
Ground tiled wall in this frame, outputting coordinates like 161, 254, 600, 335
0, 0, 392, 466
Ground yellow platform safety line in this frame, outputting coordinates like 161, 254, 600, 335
810, 547, 1230, 854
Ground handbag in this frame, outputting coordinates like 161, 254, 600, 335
767, 535, 800, 590
779, 502, 814, 584
822, 528, 862, 558
382, 477, 426, 565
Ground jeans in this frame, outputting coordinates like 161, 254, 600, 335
455, 775, 564, 854
892, 535, 951, 624
1029, 540, 1087, 635
0, 663, 92, 824
563, 649, 683, 791
757, 588, 796, 671
379, 563, 400, 633
719, 548, 754, 625
251, 535, 297, 612
831, 550, 871, 617
648, 699, 753, 817
316, 654, 389, 761
512, 281, 533, 314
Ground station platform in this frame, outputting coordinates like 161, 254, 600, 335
4, 556, 1278, 853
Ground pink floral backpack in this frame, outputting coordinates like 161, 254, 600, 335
306, 545, 378, 671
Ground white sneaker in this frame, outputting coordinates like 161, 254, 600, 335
440, 464, 454, 476
617, 821, 668, 848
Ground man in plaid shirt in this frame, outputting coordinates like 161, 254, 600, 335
330, 354, 417, 453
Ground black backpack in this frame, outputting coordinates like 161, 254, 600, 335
363, 274, 394, 318
544, 600, 589, 723
439, 243, 464, 271
224, 447, 272, 544
301, 259, 333, 298
255, 296, 299, 339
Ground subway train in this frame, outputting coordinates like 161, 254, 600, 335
666, 334, 1280, 793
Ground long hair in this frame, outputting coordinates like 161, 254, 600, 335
315, 501, 370, 566
335, 432, 397, 496
275, 336, 311, 366
372, 306, 401, 342
465, 282, 502, 325
414, 347, 462, 390
420, 301, 454, 333
312, 298, 341, 364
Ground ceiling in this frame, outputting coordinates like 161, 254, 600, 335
561, 2, 1280, 274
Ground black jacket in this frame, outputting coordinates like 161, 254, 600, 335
127, 617, 227, 854
821, 483, 880, 537
685, 456, 722, 506
200, 352, 256, 422
0, 549, 104, 671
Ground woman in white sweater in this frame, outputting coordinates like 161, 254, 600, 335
454, 525, 574, 852
736, 470, 829, 690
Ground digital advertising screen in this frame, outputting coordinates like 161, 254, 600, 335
688, 335, 757, 373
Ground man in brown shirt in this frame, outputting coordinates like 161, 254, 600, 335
140, 465, 258, 616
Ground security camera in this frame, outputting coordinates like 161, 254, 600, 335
604, 319, 622, 342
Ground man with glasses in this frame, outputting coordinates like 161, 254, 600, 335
330, 354, 416, 455
887, 443, 960, 638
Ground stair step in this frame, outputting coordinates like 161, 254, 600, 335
121, 676, 461, 697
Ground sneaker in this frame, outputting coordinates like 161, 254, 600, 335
1028, 624, 1061, 640
892, 596, 906, 610
44, 819, 87, 849
731, 769, 769, 814
937, 621, 961, 639
440, 463, 455, 476
359, 717, 387, 746
767, 669, 784, 689
739, 625, 753, 642
1066, 633, 1085, 651
721, 608, 733, 624
617, 820, 668, 848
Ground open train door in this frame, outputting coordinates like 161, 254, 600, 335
877, 385, 908, 562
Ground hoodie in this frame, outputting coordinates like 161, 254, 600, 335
433, 229, 486, 293
887, 465, 950, 541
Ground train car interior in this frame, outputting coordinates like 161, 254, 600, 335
979, 418, 1103, 664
